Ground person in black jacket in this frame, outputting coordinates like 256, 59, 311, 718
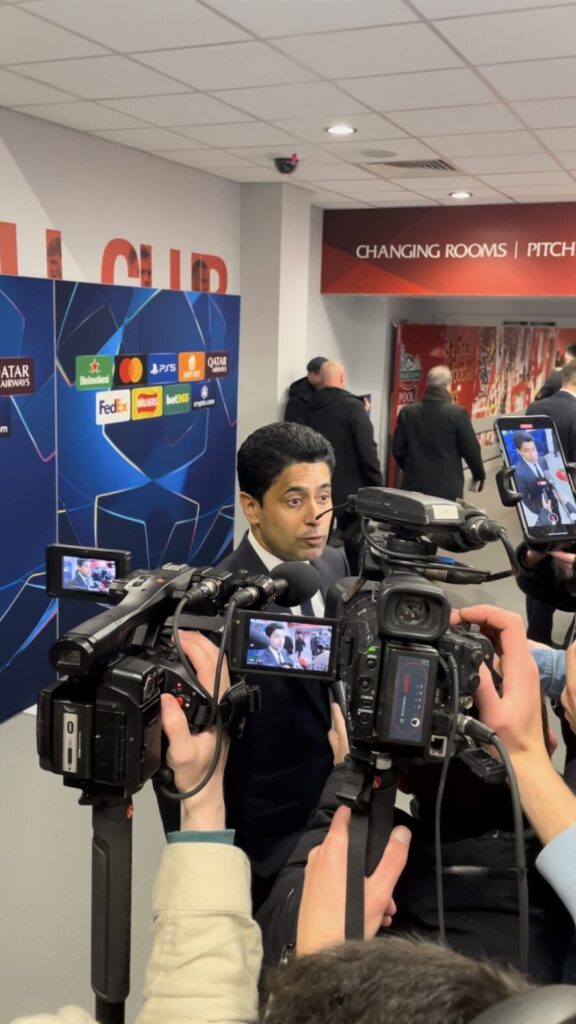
284, 356, 327, 422
527, 359, 576, 464
392, 365, 485, 500
287, 359, 383, 572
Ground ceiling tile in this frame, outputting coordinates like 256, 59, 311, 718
389, 104, 523, 136
9, 55, 183, 99
203, 0, 416, 37
0, 5, 107, 62
90, 127, 208, 151
423, 130, 544, 157
16, 101, 147, 131
533, 127, 576, 151
411, 0, 569, 16
481, 57, 576, 103
293, 163, 378, 182
337, 68, 495, 111
321, 139, 440, 162
513, 98, 576, 130
509, 193, 576, 203
0, 67, 76, 104
557, 153, 576, 171
456, 153, 561, 175
19, 0, 249, 51
272, 113, 407, 143
207, 166, 286, 182
477, 171, 574, 187
274, 23, 463, 78
212, 82, 366, 120
320, 178, 405, 193
308, 192, 371, 209
367, 197, 440, 206
103, 92, 253, 126
135, 42, 317, 91
227, 144, 344, 166
501, 184, 576, 195
387, 174, 480, 191
436, 7, 576, 65
175, 122, 299, 147
154, 149, 255, 169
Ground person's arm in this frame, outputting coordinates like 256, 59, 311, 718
136, 631, 262, 1024
391, 412, 407, 470
456, 410, 485, 482
349, 403, 383, 486
452, 605, 576, 922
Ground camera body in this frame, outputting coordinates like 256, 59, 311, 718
274, 155, 299, 174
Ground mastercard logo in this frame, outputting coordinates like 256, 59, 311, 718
116, 356, 145, 385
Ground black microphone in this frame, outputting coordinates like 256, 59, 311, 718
232, 561, 319, 609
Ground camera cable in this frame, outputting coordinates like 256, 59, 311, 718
434, 652, 460, 946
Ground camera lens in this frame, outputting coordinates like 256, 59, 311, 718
396, 595, 428, 625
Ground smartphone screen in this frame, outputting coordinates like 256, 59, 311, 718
494, 415, 576, 542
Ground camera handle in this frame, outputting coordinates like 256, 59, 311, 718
337, 753, 397, 940
79, 793, 133, 1024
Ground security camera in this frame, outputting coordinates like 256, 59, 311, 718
274, 154, 299, 175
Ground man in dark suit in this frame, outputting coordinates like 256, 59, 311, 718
254, 624, 296, 668
527, 359, 576, 464
534, 343, 576, 401
158, 422, 348, 907
512, 431, 560, 523
70, 559, 96, 590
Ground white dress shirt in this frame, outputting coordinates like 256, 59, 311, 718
246, 530, 325, 616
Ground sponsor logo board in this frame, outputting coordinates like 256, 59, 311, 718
192, 380, 216, 409
75, 355, 113, 390
206, 352, 229, 378
0, 357, 35, 395
178, 351, 206, 382
131, 386, 163, 420
95, 390, 131, 424
114, 355, 146, 386
148, 354, 178, 384
164, 384, 191, 415
0, 399, 11, 436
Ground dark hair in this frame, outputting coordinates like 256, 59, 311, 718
565, 343, 576, 360
562, 359, 576, 386
513, 430, 534, 451
76, 559, 88, 568
263, 935, 531, 1024
237, 423, 335, 503
265, 623, 284, 638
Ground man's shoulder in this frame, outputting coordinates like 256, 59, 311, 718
317, 542, 349, 578
215, 534, 264, 574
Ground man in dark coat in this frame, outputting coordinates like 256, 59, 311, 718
287, 360, 383, 572
392, 365, 485, 500
534, 343, 576, 401
284, 356, 327, 422
156, 422, 348, 908
526, 359, 576, 464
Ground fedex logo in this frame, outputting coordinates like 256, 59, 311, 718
95, 390, 131, 424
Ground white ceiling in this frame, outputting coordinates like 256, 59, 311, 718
2, 0, 576, 207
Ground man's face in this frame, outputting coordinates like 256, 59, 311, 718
140, 259, 152, 288
78, 563, 91, 577
240, 461, 333, 562
307, 370, 322, 389
268, 628, 285, 650
520, 440, 538, 462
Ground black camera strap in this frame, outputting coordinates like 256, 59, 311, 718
345, 810, 369, 939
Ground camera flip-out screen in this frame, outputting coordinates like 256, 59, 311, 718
230, 611, 339, 681
46, 544, 131, 602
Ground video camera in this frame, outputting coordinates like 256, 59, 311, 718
38, 488, 516, 801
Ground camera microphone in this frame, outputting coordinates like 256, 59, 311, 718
232, 561, 319, 609
557, 469, 569, 483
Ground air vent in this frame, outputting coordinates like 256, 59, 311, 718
362, 158, 458, 179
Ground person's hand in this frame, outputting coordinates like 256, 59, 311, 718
551, 549, 576, 578
327, 703, 350, 764
450, 605, 546, 762
161, 630, 230, 831
561, 643, 576, 735
295, 806, 411, 956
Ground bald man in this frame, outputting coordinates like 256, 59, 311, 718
290, 359, 382, 570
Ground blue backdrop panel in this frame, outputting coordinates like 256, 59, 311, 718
0, 276, 57, 721
0, 278, 239, 722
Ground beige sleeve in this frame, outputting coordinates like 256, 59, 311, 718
135, 842, 262, 1024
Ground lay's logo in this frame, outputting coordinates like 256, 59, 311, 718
132, 386, 163, 420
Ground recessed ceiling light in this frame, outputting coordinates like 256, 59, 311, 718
325, 124, 357, 136
450, 190, 472, 199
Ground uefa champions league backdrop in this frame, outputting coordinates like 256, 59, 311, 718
0, 275, 240, 722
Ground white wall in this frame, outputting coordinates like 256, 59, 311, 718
0, 105, 241, 288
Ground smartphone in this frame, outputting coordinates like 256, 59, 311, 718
227, 610, 339, 682
494, 414, 576, 542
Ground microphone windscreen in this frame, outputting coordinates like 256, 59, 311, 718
269, 561, 319, 608
556, 469, 569, 482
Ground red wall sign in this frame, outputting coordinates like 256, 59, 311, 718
322, 204, 576, 296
